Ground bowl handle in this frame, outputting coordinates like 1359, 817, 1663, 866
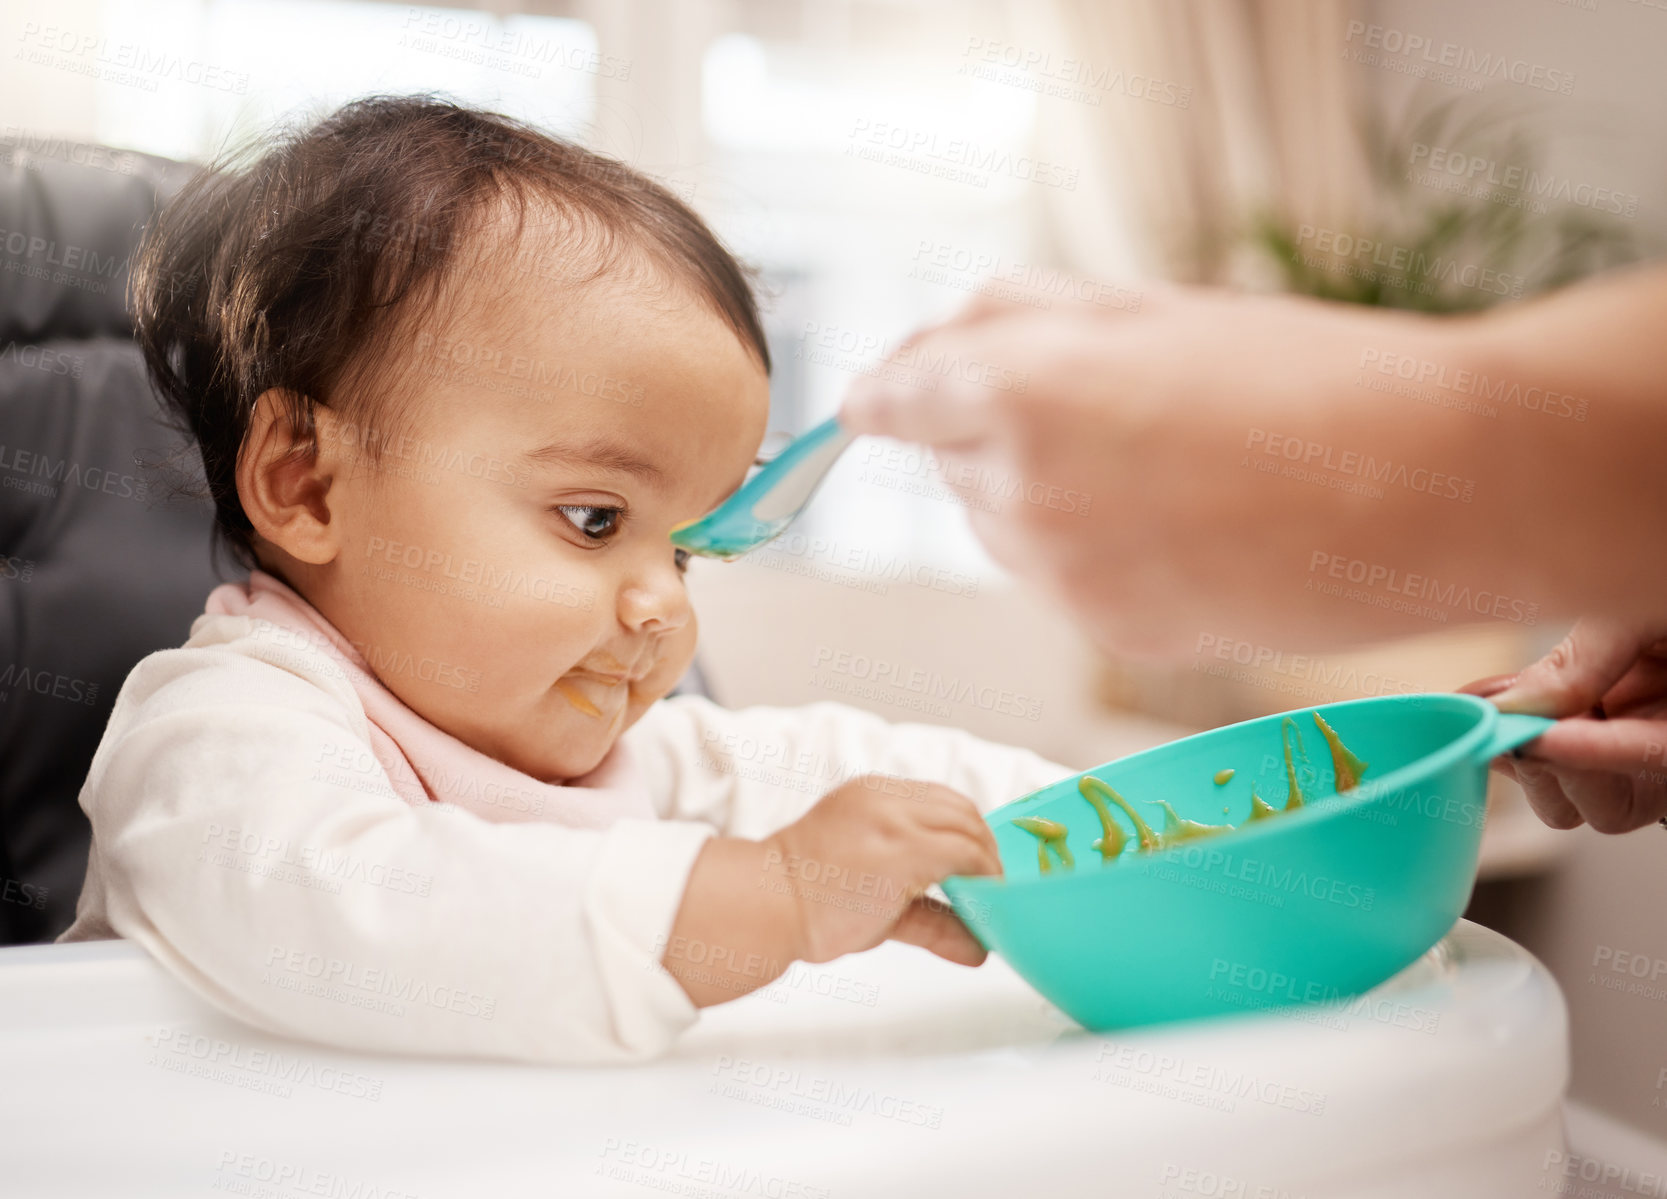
1476, 711, 1557, 761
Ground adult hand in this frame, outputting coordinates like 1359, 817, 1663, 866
838, 273, 1667, 657
1461, 618, 1667, 832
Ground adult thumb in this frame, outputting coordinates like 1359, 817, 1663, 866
1489, 618, 1647, 718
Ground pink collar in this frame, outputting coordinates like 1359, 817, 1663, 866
201, 569, 654, 828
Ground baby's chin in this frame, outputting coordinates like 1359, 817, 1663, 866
532, 687, 668, 783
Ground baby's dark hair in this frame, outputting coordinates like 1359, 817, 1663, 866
132, 94, 770, 572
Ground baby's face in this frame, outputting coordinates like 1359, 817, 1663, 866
302, 255, 769, 782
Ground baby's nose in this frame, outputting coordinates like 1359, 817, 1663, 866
615, 575, 692, 634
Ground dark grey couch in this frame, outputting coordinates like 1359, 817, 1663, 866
0, 136, 228, 943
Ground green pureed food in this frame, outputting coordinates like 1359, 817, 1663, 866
1013, 712, 1370, 871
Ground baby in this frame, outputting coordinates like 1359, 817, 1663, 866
60, 96, 1068, 1064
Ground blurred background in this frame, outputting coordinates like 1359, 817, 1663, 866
3, 0, 1666, 1166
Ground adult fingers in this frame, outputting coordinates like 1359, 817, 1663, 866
1512, 759, 1584, 830
1522, 717, 1667, 774
1490, 619, 1656, 718
838, 315, 1029, 446
1552, 763, 1667, 834
1456, 672, 1518, 699
1595, 650, 1667, 715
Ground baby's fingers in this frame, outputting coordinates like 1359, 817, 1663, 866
911, 826, 1003, 886
890, 897, 987, 967
905, 784, 1001, 858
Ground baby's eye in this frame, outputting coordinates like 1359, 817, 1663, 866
556, 505, 621, 541
674, 547, 690, 573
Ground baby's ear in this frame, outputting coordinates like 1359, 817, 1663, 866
236, 389, 340, 566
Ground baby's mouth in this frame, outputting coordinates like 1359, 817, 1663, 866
555, 660, 653, 718
568, 664, 651, 687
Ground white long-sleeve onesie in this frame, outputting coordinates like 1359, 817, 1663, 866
60, 607, 1069, 1065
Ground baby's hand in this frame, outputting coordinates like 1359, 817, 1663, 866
763, 775, 1002, 968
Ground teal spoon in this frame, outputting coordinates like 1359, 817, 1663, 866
669, 417, 856, 559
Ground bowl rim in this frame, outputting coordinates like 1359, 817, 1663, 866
944, 691, 1498, 896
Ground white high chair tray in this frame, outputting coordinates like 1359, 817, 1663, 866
0, 920, 1566, 1198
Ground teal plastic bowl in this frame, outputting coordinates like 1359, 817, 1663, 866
940, 693, 1552, 1031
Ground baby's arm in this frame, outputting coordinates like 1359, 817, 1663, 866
80, 644, 715, 1065
627, 696, 1072, 1005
